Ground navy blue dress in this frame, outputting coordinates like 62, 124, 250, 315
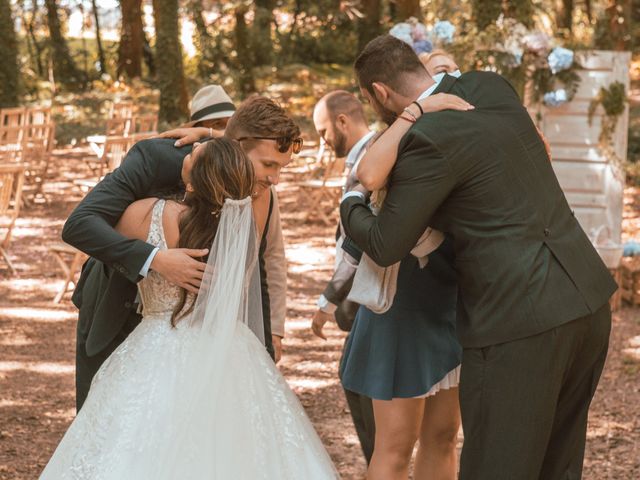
340, 237, 460, 400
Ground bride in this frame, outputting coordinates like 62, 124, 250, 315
40, 138, 339, 479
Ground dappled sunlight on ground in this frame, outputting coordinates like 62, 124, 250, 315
0, 149, 638, 479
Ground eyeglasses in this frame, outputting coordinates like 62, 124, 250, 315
236, 136, 304, 154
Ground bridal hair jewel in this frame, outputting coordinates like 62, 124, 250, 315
211, 209, 221, 218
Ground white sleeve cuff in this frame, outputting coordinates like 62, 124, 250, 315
341, 191, 366, 202
317, 294, 338, 314
139, 247, 160, 277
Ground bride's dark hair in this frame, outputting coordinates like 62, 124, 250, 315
171, 138, 255, 325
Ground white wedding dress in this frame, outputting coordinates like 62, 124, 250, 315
41, 198, 339, 480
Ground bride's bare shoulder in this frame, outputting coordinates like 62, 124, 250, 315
115, 197, 160, 241
115, 198, 186, 246
162, 200, 187, 248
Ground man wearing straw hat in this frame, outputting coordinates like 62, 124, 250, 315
183, 85, 236, 131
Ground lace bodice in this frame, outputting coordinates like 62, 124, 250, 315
137, 200, 184, 318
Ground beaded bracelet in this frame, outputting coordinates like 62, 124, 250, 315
398, 115, 416, 123
402, 108, 418, 122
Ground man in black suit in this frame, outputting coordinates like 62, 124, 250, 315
340, 35, 617, 479
64, 96, 296, 409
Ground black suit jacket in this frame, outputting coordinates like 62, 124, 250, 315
341, 72, 617, 348
64, 138, 275, 357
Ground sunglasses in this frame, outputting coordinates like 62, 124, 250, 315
236, 136, 303, 154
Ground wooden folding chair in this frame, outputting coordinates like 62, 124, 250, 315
297, 151, 347, 225
21, 137, 49, 201
26, 106, 51, 126
106, 117, 132, 137
0, 164, 26, 274
84, 136, 132, 176
109, 101, 135, 119
132, 115, 158, 135
49, 243, 87, 303
0, 126, 25, 163
0, 107, 26, 127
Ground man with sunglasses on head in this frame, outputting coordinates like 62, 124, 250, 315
63, 95, 301, 410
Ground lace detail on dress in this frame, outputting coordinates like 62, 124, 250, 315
137, 199, 183, 318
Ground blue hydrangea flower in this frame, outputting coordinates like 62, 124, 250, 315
433, 21, 455, 43
390, 23, 413, 46
543, 89, 568, 107
413, 39, 433, 54
548, 47, 574, 74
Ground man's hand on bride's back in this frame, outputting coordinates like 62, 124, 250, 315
151, 248, 208, 293
154, 127, 223, 147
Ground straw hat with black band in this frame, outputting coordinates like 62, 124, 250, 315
184, 85, 236, 127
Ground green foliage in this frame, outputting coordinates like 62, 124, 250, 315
0, 0, 20, 107
471, 0, 502, 30
588, 81, 627, 126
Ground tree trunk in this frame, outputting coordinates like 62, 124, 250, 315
252, 0, 275, 66
44, 0, 85, 87
555, 0, 574, 31
91, 0, 107, 75
152, 0, 189, 124
505, 0, 534, 27
0, 0, 20, 107
143, 30, 156, 77
234, 6, 256, 96
188, 0, 213, 77
118, 0, 144, 79
595, 0, 632, 50
358, 0, 382, 53
471, 0, 502, 30
26, 0, 45, 77
393, 0, 421, 21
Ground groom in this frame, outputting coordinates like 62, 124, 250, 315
341, 35, 617, 480
63, 96, 296, 409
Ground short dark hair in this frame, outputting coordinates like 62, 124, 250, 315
354, 35, 427, 96
323, 90, 367, 125
225, 95, 300, 150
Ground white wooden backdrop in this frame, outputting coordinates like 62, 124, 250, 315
534, 50, 631, 246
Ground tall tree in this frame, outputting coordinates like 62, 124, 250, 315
22, 0, 45, 77
555, 0, 574, 31
595, 0, 633, 50
152, 0, 189, 124
358, 0, 382, 53
471, 0, 502, 29
252, 0, 275, 66
188, 0, 214, 77
118, 0, 144, 78
91, 0, 107, 75
393, 0, 421, 21
505, 0, 534, 27
0, 0, 20, 107
234, 5, 255, 96
44, 0, 85, 87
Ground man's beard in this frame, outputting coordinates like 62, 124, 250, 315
372, 97, 398, 126
333, 130, 349, 158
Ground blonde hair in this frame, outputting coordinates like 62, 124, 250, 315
419, 49, 455, 67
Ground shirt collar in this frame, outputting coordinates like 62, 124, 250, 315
417, 79, 441, 101
346, 130, 376, 169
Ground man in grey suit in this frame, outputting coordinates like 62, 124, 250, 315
64, 96, 295, 409
311, 90, 376, 464
340, 35, 617, 479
